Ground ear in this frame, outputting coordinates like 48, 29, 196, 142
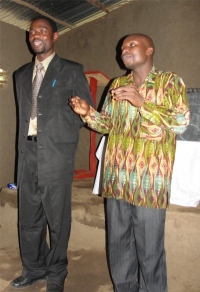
53, 32, 59, 43
146, 47, 154, 56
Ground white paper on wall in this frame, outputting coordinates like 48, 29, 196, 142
170, 140, 200, 207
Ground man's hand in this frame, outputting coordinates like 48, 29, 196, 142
69, 96, 90, 117
111, 85, 144, 107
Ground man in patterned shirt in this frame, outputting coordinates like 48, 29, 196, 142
70, 34, 189, 292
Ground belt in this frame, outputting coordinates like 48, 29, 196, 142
27, 136, 37, 142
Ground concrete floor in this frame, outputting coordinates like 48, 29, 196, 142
1, 179, 200, 292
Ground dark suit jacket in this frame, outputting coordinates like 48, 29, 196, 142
14, 54, 93, 186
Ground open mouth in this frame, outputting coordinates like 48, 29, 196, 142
32, 39, 43, 47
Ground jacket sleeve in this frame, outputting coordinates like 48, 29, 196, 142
73, 64, 94, 107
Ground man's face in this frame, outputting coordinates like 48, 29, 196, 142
121, 35, 149, 70
29, 19, 58, 58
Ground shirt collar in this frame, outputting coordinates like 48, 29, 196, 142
35, 52, 55, 72
127, 65, 157, 85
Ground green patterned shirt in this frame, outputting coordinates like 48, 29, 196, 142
84, 66, 190, 208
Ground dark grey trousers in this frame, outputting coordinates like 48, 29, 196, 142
106, 198, 168, 292
18, 141, 72, 284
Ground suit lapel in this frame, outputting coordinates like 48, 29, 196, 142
24, 63, 34, 102
39, 55, 62, 93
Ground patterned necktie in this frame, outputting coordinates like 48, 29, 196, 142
31, 63, 44, 119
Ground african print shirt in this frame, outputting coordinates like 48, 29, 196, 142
83, 66, 190, 208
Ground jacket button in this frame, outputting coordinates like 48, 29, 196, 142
21, 150, 24, 153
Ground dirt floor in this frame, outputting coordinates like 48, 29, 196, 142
0, 179, 200, 292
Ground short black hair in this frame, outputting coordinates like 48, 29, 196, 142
31, 15, 58, 33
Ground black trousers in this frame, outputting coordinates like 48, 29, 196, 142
18, 141, 72, 284
106, 198, 167, 292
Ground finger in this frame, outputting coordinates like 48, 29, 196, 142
69, 99, 76, 106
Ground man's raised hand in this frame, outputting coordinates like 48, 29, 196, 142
69, 96, 90, 117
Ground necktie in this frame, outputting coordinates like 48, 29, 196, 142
31, 63, 44, 119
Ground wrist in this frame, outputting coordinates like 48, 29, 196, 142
81, 106, 90, 118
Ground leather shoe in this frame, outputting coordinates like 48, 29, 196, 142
10, 275, 46, 288
47, 283, 64, 292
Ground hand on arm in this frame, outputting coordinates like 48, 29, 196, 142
111, 85, 144, 107
69, 96, 90, 117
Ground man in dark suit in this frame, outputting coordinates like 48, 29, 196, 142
11, 15, 93, 292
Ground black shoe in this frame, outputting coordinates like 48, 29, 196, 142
10, 275, 46, 288
47, 283, 64, 292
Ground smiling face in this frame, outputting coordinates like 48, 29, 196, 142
121, 34, 154, 70
29, 18, 59, 61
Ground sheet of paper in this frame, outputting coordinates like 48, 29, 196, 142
92, 136, 107, 195
171, 141, 200, 207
